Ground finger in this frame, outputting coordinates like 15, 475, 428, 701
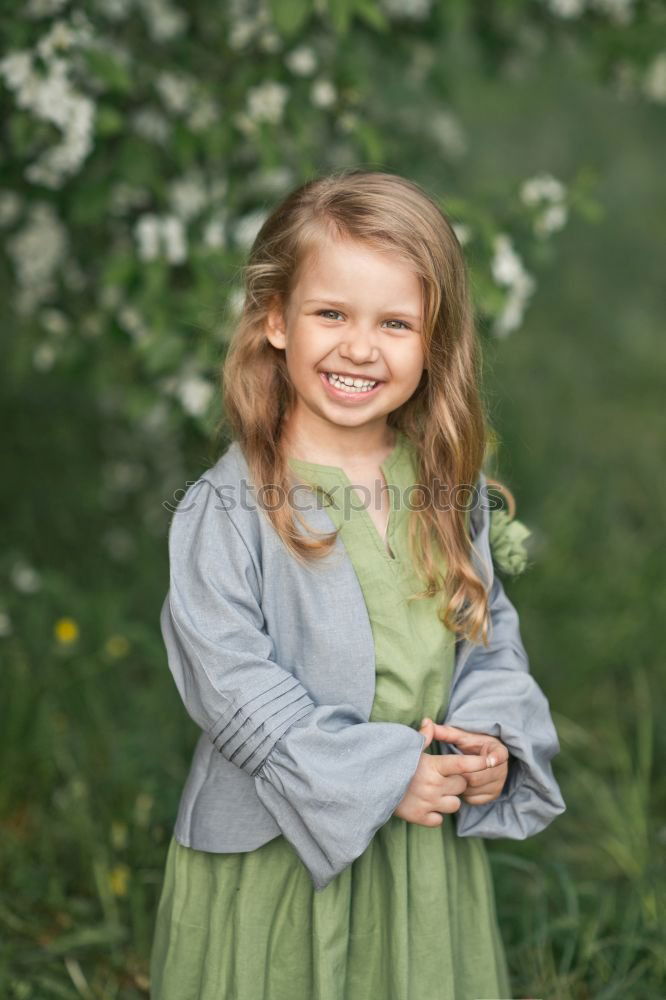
437, 753, 490, 775
483, 745, 510, 769
465, 762, 508, 788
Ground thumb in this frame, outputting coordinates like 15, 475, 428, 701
430, 723, 468, 743
419, 717, 434, 748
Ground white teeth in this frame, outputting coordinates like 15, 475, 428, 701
326, 372, 378, 393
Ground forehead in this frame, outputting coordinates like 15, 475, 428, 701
294, 236, 422, 304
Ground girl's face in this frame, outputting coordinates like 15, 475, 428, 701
265, 236, 426, 447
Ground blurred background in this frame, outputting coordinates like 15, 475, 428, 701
1, 0, 664, 996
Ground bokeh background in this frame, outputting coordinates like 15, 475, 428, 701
1, 0, 665, 996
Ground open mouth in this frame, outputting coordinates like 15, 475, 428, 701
320, 371, 385, 398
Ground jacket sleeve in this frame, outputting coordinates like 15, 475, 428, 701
161, 476, 427, 892
440, 566, 566, 839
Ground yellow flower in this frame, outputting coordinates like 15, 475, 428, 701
488, 509, 531, 576
108, 863, 131, 897
111, 820, 128, 849
54, 617, 79, 644
104, 634, 130, 658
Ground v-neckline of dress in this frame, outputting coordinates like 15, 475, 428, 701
287, 430, 410, 566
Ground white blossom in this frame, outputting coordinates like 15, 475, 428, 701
134, 214, 162, 261
26, 0, 69, 16
0, 189, 22, 227
233, 209, 268, 250
430, 109, 467, 159
118, 305, 149, 341
286, 45, 318, 76
162, 215, 187, 264
131, 107, 170, 144
520, 173, 568, 238
452, 222, 472, 246
168, 172, 209, 221
643, 52, 666, 104
40, 307, 69, 335
110, 183, 151, 215
96, 0, 134, 19
311, 78, 337, 109
520, 172, 566, 206
535, 202, 568, 235
491, 234, 525, 286
6, 201, 68, 315
338, 111, 360, 133
155, 70, 195, 114
135, 213, 188, 265
228, 2, 271, 50
546, 0, 586, 17
10, 560, 42, 593
380, 0, 432, 19
0, 20, 95, 188
588, 0, 634, 24
229, 19, 256, 50
175, 374, 215, 416
258, 29, 282, 53
203, 215, 227, 249
33, 341, 57, 371
137, 0, 187, 41
188, 97, 220, 132
247, 166, 294, 194
246, 81, 289, 124
490, 234, 536, 337
493, 272, 536, 337
36, 19, 81, 60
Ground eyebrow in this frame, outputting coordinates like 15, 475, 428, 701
304, 298, 421, 321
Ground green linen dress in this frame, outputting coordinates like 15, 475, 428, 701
150, 430, 512, 1000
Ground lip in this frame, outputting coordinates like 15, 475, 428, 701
319, 371, 386, 403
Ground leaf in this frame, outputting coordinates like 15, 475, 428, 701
82, 48, 133, 94
268, 0, 312, 37
355, 0, 389, 32
327, 0, 355, 35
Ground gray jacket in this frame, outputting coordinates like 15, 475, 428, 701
160, 440, 566, 892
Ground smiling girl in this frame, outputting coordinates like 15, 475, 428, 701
149, 169, 565, 999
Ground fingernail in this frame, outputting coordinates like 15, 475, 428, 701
487, 755, 496, 767
421, 717, 430, 726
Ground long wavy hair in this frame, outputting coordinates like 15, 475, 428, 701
215, 168, 516, 647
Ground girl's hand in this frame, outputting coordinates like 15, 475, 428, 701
420, 719, 510, 806
393, 731, 492, 827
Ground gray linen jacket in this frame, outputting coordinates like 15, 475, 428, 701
160, 440, 566, 893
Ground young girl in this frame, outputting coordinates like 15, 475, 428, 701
149, 168, 565, 999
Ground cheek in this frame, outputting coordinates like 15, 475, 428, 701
395, 347, 426, 383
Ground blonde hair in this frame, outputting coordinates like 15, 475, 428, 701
216, 168, 516, 647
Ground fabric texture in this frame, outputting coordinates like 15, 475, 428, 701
150, 431, 513, 999
158, 433, 565, 875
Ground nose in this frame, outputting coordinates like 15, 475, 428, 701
338, 324, 380, 365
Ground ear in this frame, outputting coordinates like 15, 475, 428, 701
265, 296, 287, 350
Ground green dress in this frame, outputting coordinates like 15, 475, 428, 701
150, 430, 512, 999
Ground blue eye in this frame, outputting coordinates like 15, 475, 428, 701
316, 310, 410, 330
